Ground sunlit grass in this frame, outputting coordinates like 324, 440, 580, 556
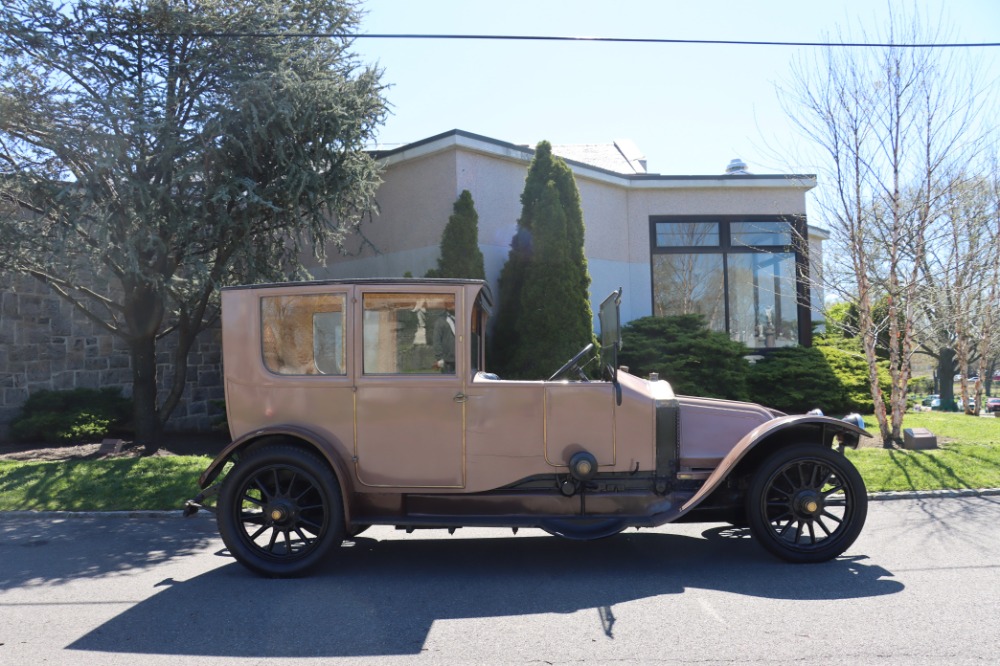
1, 412, 997, 511
847, 412, 1000, 492
0, 456, 211, 512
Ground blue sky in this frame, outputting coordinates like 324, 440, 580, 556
354, 0, 999, 176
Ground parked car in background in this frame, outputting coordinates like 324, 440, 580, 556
986, 397, 1000, 414
185, 279, 871, 577
921, 395, 940, 408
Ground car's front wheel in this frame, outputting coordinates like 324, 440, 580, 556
746, 444, 867, 563
217, 445, 345, 577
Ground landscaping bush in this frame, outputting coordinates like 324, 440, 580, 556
10, 388, 132, 442
618, 315, 750, 401
747, 346, 853, 415
817, 343, 892, 414
746, 344, 891, 415
908, 375, 935, 396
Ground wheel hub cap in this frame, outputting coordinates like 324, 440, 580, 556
795, 491, 823, 518
267, 501, 296, 525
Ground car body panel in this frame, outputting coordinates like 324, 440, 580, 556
198, 278, 868, 537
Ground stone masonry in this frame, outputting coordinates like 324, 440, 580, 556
0, 274, 224, 440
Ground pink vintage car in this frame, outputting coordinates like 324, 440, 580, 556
186, 279, 870, 576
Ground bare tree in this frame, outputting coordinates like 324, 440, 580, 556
777, 9, 989, 444
918, 168, 1000, 412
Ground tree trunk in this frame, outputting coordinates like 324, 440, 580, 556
937, 348, 958, 411
131, 331, 163, 453
124, 278, 167, 454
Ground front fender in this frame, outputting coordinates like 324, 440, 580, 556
679, 415, 870, 514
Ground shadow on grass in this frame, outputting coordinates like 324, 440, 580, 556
885, 444, 1000, 492
888, 449, 971, 491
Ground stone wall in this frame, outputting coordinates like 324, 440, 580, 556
0, 274, 224, 440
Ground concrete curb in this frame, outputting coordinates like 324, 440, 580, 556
867, 487, 1000, 501
3, 488, 1000, 520
0, 509, 215, 519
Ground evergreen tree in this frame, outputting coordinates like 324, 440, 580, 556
491, 142, 594, 378
0, 0, 386, 448
427, 190, 485, 279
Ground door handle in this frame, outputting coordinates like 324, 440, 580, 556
453, 392, 468, 403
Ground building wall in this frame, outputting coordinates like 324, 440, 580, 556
0, 131, 816, 439
319, 138, 816, 331
0, 274, 224, 440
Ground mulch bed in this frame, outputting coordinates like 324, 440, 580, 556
0, 432, 230, 462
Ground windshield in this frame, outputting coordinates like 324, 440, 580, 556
598, 288, 623, 381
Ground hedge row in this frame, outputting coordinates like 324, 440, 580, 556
618, 315, 887, 415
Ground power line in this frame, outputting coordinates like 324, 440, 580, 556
26, 30, 1000, 48
355, 33, 1000, 48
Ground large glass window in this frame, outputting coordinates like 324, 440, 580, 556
727, 253, 799, 348
261, 294, 346, 375
363, 293, 456, 375
655, 221, 719, 247
652, 254, 726, 331
650, 217, 807, 349
730, 221, 793, 247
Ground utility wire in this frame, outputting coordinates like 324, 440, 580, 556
25, 30, 1000, 48
356, 33, 1000, 48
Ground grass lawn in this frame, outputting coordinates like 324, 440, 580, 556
0, 412, 996, 512
847, 412, 1000, 493
0, 455, 211, 512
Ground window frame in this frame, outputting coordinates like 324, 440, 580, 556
360, 292, 458, 376
648, 215, 812, 348
259, 292, 350, 377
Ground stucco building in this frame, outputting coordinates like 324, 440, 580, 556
314, 129, 824, 350
0, 128, 824, 438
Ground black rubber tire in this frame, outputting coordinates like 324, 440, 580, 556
217, 445, 345, 577
746, 445, 867, 563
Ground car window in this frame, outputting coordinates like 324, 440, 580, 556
261, 294, 347, 375
363, 293, 456, 375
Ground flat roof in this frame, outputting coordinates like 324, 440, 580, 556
372, 129, 817, 189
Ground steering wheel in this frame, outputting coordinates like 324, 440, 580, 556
547, 343, 595, 381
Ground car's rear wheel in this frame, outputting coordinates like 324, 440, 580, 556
218, 445, 345, 577
746, 444, 867, 563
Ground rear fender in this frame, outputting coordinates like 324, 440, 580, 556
198, 424, 356, 524
679, 415, 870, 514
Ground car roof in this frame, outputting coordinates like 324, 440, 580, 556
222, 277, 488, 291
221, 277, 493, 308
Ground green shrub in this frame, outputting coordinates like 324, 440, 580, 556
746, 343, 891, 415
10, 388, 132, 442
747, 346, 855, 415
908, 375, 935, 396
817, 344, 891, 414
618, 315, 750, 401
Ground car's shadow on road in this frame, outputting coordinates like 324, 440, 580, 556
67, 526, 902, 658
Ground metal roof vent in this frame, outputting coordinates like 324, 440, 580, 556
726, 158, 750, 175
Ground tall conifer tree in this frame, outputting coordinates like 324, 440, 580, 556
428, 190, 485, 279
491, 142, 594, 378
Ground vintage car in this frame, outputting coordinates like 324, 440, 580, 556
185, 278, 870, 576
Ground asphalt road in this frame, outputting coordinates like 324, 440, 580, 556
1, 496, 998, 665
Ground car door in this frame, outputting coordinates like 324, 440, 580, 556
354, 288, 466, 488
